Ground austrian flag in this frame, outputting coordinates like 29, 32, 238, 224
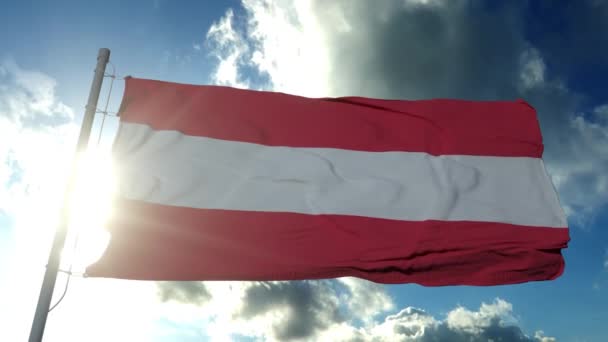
85, 77, 569, 286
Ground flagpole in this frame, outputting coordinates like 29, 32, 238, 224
29, 48, 111, 342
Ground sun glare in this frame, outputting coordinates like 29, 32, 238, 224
65, 148, 116, 270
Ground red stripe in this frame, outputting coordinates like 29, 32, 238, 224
117, 77, 544, 157
86, 199, 569, 285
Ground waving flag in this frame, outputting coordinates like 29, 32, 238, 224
85, 77, 569, 285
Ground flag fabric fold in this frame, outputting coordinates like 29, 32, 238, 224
85, 77, 569, 285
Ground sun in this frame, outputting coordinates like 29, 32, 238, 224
64, 148, 116, 271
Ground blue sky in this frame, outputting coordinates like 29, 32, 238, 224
1, 0, 607, 341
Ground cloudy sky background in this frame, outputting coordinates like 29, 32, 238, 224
1, 0, 607, 341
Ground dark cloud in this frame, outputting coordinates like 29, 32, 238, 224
314, 1, 527, 100
236, 281, 344, 340
157, 281, 211, 305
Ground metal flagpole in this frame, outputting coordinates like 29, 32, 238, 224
29, 48, 111, 342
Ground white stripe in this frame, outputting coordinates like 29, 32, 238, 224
114, 123, 567, 228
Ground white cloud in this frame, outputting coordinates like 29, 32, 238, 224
543, 104, 608, 226
0, 60, 78, 341
0, 59, 77, 217
0, 60, 73, 127
446, 299, 515, 335
0, 61, 81, 284
362, 298, 554, 341
206, 9, 251, 88
519, 47, 546, 90
241, 0, 335, 96
534, 330, 557, 342
338, 277, 394, 324
368, 306, 439, 341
